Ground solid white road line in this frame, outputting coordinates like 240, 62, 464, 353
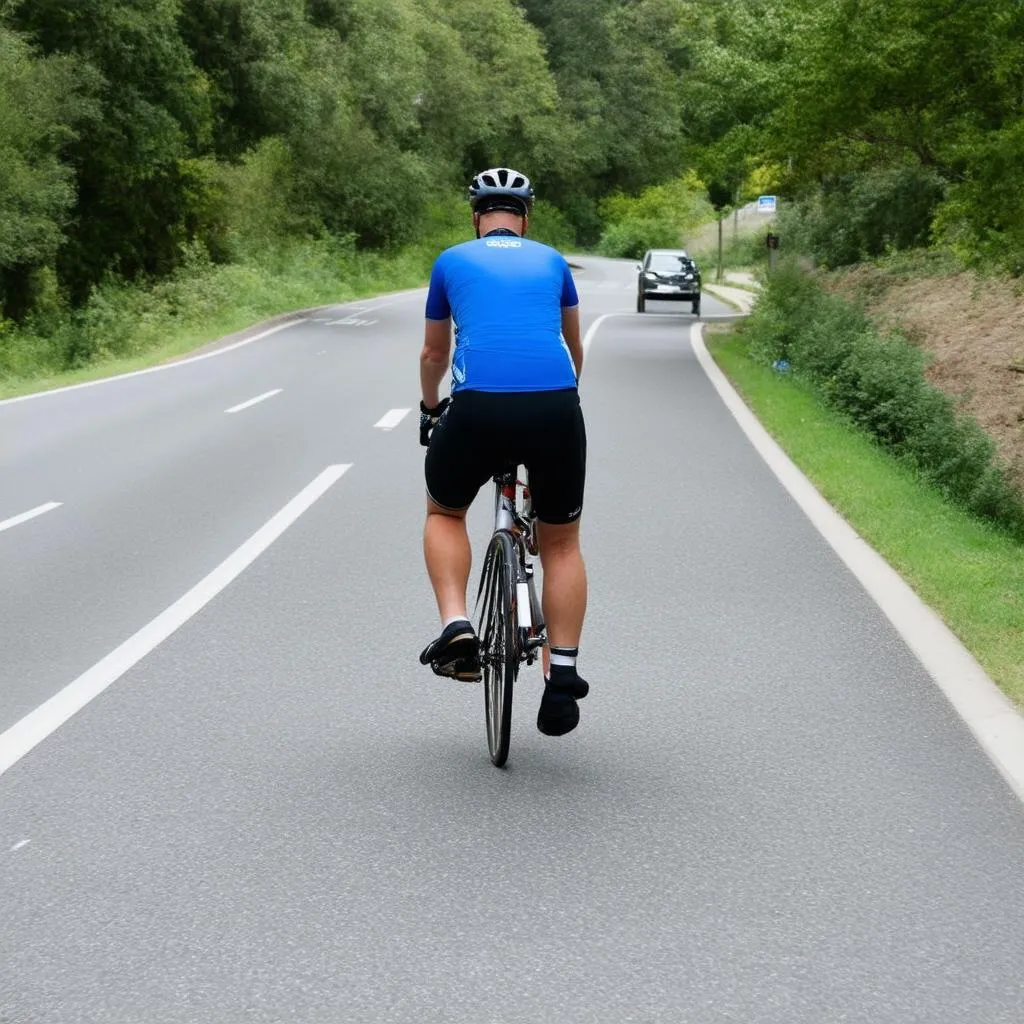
690, 321, 1024, 803
0, 464, 351, 778
0, 502, 62, 534
581, 313, 623, 357
225, 389, 282, 414
374, 408, 411, 431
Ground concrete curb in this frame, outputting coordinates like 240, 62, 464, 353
703, 283, 756, 315
692, 321, 1024, 804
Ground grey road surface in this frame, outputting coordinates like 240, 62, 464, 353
2, 258, 1023, 1024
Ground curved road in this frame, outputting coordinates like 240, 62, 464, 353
2, 258, 1023, 1023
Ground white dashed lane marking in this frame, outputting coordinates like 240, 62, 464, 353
374, 409, 411, 431
225, 390, 282, 414
0, 502, 62, 534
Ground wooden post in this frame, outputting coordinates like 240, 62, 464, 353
717, 215, 724, 283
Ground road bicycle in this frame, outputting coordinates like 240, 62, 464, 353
473, 467, 546, 767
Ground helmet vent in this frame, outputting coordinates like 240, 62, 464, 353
467, 167, 535, 212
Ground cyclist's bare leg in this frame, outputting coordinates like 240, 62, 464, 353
536, 519, 587, 649
536, 518, 588, 734
423, 498, 472, 624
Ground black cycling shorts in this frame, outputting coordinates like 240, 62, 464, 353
425, 388, 587, 524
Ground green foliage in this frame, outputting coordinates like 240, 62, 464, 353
0, 0, 591, 318
0, 26, 94, 319
6, 0, 217, 298
528, 201, 576, 252
596, 221, 681, 260
780, 167, 945, 268
0, 232, 437, 388
679, 0, 1024, 275
691, 228, 768, 275
934, 121, 1024, 276
597, 175, 714, 258
2, 0, 1022, 356
517, 0, 701, 211
743, 264, 1024, 536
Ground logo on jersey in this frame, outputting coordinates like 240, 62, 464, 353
485, 238, 522, 249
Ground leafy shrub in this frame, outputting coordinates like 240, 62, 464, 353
743, 263, 1024, 537
596, 173, 715, 258
933, 122, 1024, 277
691, 228, 770, 276
529, 200, 576, 251
780, 167, 945, 269
600, 172, 712, 227
596, 218, 682, 259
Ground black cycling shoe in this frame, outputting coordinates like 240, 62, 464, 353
419, 620, 481, 682
537, 670, 589, 736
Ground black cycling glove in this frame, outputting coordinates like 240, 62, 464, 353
419, 397, 450, 447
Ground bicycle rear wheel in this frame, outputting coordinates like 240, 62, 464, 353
476, 530, 519, 767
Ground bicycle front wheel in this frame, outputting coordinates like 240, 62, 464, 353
477, 530, 519, 767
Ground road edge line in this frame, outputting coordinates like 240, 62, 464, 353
0, 464, 352, 778
691, 321, 1024, 804
0, 322, 300, 408
0, 286, 427, 408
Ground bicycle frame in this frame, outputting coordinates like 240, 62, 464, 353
491, 468, 546, 666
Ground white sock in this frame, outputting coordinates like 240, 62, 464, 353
443, 615, 471, 630
549, 646, 578, 668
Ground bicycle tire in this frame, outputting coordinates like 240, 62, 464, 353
476, 530, 519, 767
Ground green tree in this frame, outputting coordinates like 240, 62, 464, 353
0, 26, 93, 319
5, 0, 215, 298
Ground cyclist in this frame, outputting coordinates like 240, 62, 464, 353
417, 167, 589, 737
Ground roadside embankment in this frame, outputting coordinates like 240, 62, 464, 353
822, 260, 1024, 492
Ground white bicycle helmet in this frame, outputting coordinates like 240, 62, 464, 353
468, 167, 535, 216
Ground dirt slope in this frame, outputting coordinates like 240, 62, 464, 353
826, 266, 1024, 489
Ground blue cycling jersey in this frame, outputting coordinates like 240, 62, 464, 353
424, 234, 580, 393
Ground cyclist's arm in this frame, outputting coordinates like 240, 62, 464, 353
420, 317, 451, 410
421, 257, 452, 409
559, 257, 583, 379
562, 304, 582, 379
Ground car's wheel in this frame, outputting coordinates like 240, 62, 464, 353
636, 293, 646, 313
692, 299, 701, 317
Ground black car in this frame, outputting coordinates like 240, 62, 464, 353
636, 249, 701, 316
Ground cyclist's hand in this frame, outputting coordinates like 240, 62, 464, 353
419, 397, 450, 447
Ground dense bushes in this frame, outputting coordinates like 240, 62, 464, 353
743, 264, 1024, 537
0, 194, 579, 389
685, 0, 1024, 277
0, 235, 437, 384
596, 175, 714, 258
778, 168, 945, 269
1, 0, 722, 331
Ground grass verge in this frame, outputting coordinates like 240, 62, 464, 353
0, 240, 440, 400
707, 327, 1024, 709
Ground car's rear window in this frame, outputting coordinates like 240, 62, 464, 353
649, 254, 694, 272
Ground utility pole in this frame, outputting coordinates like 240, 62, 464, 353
718, 214, 724, 283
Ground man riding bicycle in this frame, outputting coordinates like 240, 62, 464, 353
417, 167, 590, 737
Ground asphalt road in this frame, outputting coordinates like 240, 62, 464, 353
2, 258, 1023, 1023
